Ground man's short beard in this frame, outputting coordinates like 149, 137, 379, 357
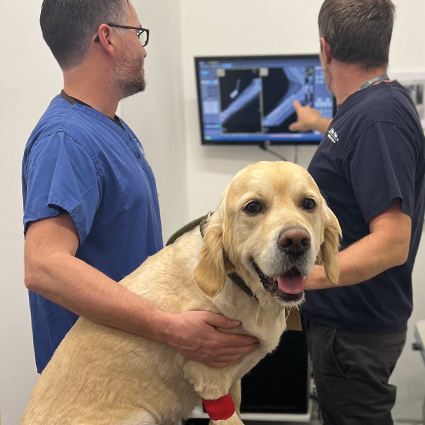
114, 72, 146, 100
111, 41, 146, 100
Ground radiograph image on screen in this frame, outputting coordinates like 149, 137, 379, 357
218, 69, 262, 134
262, 66, 315, 134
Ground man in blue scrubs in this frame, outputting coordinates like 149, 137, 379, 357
291, 1, 425, 424
23, 0, 258, 374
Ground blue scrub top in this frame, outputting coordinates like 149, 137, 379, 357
22, 95, 163, 372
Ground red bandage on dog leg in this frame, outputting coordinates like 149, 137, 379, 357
202, 394, 235, 421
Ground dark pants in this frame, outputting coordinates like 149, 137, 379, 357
304, 319, 406, 425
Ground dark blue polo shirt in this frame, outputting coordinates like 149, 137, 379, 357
302, 82, 425, 333
22, 95, 163, 372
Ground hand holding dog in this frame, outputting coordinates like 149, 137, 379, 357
166, 311, 259, 368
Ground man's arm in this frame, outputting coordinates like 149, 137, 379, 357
305, 199, 411, 290
24, 213, 258, 368
289, 100, 332, 136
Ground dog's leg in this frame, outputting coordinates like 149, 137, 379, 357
207, 380, 243, 425
183, 361, 233, 400
229, 379, 241, 418
120, 409, 159, 425
183, 362, 243, 425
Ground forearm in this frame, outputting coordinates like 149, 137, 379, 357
25, 251, 173, 343
290, 101, 332, 135
306, 232, 408, 290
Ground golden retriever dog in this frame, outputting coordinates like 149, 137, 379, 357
21, 161, 341, 425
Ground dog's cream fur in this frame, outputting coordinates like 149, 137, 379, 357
21, 161, 341, 425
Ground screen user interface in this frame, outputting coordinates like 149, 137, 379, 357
196, 56, 334, 144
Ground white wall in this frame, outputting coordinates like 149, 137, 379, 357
0, 2, 63, 424
1, 0, 425, 424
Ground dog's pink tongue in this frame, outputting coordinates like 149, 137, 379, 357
277, 275, 305, 294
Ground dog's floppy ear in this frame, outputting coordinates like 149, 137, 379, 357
317, 201, 341, 284
193, 203, 228, 298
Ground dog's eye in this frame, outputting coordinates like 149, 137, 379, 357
303, 198, 316, 210
244, 201, 263, 214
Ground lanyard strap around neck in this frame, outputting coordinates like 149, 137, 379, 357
357, 74, 389, 91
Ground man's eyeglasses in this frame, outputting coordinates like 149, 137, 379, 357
94, 24, 149, 47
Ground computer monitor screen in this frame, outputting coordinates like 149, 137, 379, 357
195, 55, 335, 145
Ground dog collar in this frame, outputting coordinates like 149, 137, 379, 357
166, 213, 210, 246
228, 272, 258, 301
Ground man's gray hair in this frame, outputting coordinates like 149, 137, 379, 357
318, 0, 395, 69
40, 0, 129, 71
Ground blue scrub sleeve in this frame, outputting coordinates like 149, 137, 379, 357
342, 122, 417, 224
23, 132, 102, 244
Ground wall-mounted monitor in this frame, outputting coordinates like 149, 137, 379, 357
195, 54, 335, 145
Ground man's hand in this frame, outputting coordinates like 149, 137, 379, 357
289, 100, 332, 136
165, 311, 259, 368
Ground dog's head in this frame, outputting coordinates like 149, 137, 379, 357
193, 161, 341, 307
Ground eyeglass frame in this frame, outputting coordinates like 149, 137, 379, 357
94, 23, 149, 47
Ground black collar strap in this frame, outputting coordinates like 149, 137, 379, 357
166, 214, 210, 246
167, 214, 258, 302
228, 272, 259, 301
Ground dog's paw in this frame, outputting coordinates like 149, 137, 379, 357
210, 412, 244, 425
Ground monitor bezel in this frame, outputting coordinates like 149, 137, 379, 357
194, 54, 335, 146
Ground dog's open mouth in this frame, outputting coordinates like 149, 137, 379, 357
253, 261, 304, 303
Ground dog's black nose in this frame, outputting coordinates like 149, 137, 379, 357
278, 227, 311, 257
